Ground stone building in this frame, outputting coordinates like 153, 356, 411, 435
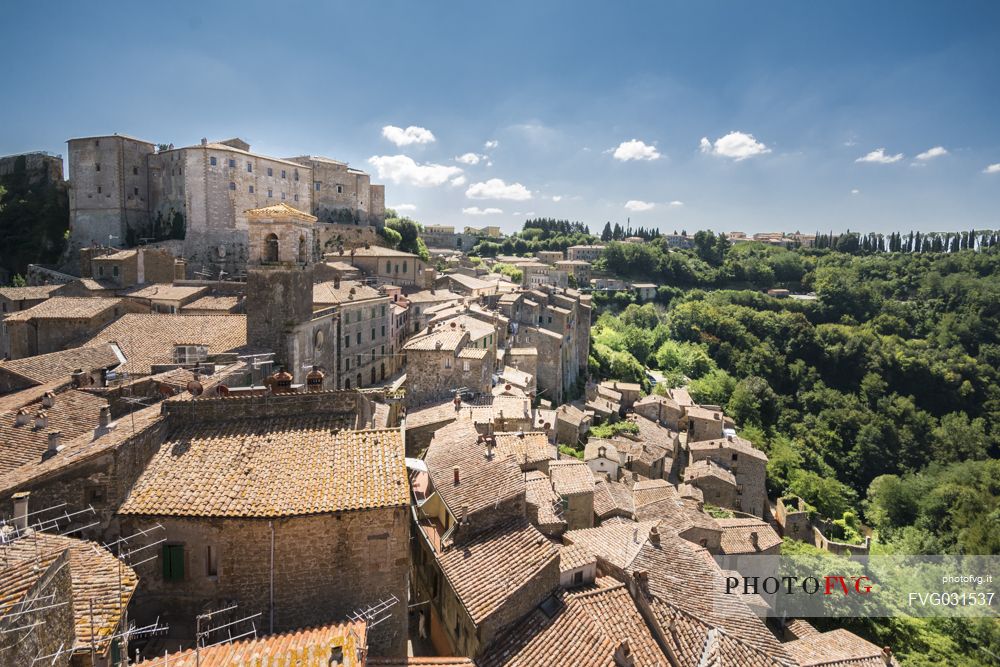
402, 326, 491, 407
83, 247, 177, 288
686, 434, 769, 518
683, 459, 739, 510
313, 279, 392, 389
0, 343, 121, 394
633, 393, 684, 430
412, 419, 560, 658
348, 246, 431, 288
67, 135, 384, 277
553, 259, 592, 286
566, 245, 605, 262
0, 150, 64, 185
684, 405, 725, 442
548, 460, 595, 530
2, 297, 134, 360
632, 480, 722, 552
116, 392, 409, 656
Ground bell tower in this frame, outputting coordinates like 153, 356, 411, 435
245, 203, 317, 368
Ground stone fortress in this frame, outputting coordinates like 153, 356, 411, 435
66, 134, 385, 277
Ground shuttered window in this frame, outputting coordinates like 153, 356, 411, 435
162, 544, 185, 581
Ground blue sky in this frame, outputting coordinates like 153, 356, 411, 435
3, 1, 998, 235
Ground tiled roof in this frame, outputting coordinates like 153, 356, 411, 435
549, 460, 595, 496
181, 295, 242, 312
0, 540, 63, 620
0, 343, 121, 385
443, 273, 494, 290
563, 520, 659, 571
556, 403, 588, 426
424, 419, 524, 518
127, 283, 207, 301
783, 628, 891, 666
689, 435, 768, 462
634, 486, 720, 535
0, 404, 163, 496
351, 246, 420, 258
558, 543, 595, 572
524, 470, 565, 530
141, 621, 367, 667
368, 659, 476, 666
1, 532, 138, 657
626, 413, 678, 451
437, 517, 557, 625
313, 279, 384, 306
84, 313, 247, 375
435, 314, 496, 341
92, 249, 137, 261
245, 201, 318, 222
626, 537, 791, 664
118, 421, 406, 517
685, 459, 738, 485
404, 328, 466, 351
478, 580, 668, 667
499, 365, 532, 387
405, 289, 462, 304
632, 479, 677, 507
716, 518, 783, 554
614, 437, 670, 468
0, 388, 109, 476
405, 399, 463, 430
668, 387, 695, 407
593, 478, 635, 520
457, 346, 489, 360
493, 431, 551, 468
2, 297, 122, 322
0, 284, 62, 301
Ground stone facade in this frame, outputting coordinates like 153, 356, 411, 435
404, 342, 491, 407
84, 247, 177, 287
3, 300, 136, 360
121, 509, 409, 656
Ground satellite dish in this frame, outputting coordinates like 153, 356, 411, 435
186, 380, 204, 396
216, 384, 230, 397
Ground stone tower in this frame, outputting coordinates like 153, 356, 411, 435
245, 203, 317, 369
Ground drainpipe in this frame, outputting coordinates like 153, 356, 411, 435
269, 520, 275, 633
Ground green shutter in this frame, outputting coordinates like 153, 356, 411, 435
162, 544, 171, 579
163, 544, 184, 581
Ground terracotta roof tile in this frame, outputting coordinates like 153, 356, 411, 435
437, 517, 558, 625
549, 460, 595, 496
783, 628, 891, 666
3, 297, 122, 322
180, 295, 242, 312
118, 421, 406, 517
0, 344, 121, 385
0, 285, 62, 301
563, 520, 659, 571
127, 283, 207, 302
593, 478, 635, 521
525, 470, 566, 530
493, 431, 551, 468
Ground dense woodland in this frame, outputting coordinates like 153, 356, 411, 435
587, 236, 1000, 665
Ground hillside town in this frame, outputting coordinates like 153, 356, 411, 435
0, 136, 906, 667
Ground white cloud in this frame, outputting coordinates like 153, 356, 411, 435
463, 206, 503, 216
611, 139, 661, 162
381, 125, 436, 146
455, 152, 484, 165
625, 200, 655, 212
669, 200, 684, 207
983, 163, 1000, 174
916, 146, 948, 161
465, 178, 533, 201
851, 189, 860, 195
551, 195, 563, 202
855, 148, 903, 164
484, 140, 499, 149
392, 203, 417, 212
700, 131, 771, 161
367, 155, 462, 187
450, 175, 467, 186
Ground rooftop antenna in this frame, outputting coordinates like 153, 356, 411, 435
348, 594, 399, 628
195, 604, 263, 662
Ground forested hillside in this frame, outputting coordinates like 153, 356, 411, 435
589, 236, 1000, 665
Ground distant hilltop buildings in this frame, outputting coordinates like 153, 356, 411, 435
64, 134, 385, 275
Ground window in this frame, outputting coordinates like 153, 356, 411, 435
732, 453, 738, 461
134, 187, 139, 196
281, 169, 286, 179
356, 373, 362, 387
95, 139, 100, 147
247, 162, 253, 173
229, 159, 236, 168
267, 167, 273, 176
113, 266, 119, 277
264, 233, 279, 262
315, 181, 321, 191
133, 166, 139, 175
97, 186, 102, 194
381, 325, 386, 336
248, 185, 254, 194
463, 360, 470, 372
162, 544, 184, 581
206, 545, 218, 577
98, 266, 104, 276
267, 189, 273, 198
356, 332, 362, 345
293, 170, 299, 181
402, 261, 408, 273
386, 261, 391, 273
445, 357, 452, 369
96, 163, 101, 172
344, 378, 351, 389
229, 182, 236, 191
337, 185, 343, 194
281, 192, 286, 200
573, 570, 584, 585
345, 358, 351, 370
345, 335, 351, 348
381, 305, 386, 316
294, 194, 299, 202
371, 368, 376, 384
210, 156, 217, 166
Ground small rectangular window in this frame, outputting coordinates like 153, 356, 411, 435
134, 187, 139, 196
293, 170, 299, 181
249, 185, 254, 194
356, 332, 362, 344
268, 189, 273, 198
337, 185, 343, 194
281, 192, 286, 200
371, 328, 376, 341
267, 167, 273, 177
315, 181, 321, 191
463, 360, 470, 372
294, 194, 299, 202
229, 182, 236, 190
573, 570, 584, 585
162, 544, 185, 581
133, 166, 139, 175
95, 163, 101, 172
97, 186, 102, 194
206, 545, 218, 577
210, 156, 217, 166
229, 159, 236, 168
247, 163, 253, 173
345, 335, 350, 348
281, 170, 286, 179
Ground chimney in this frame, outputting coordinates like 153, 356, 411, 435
613, 640, 634, 667
15, 408, 30, 426
750, 531, 760, 551
47, 431, 62, 456
99, 405, 112, 428
334, 276, 341, 289
12, 491, 30, 532
34, 411, 48, 429
882, 647, 893, 665
453, 466, 461, 485
71, 369, 86, 387
648, 525, 661, 545
41, 391, 56, 408
201, 137, 208, 146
